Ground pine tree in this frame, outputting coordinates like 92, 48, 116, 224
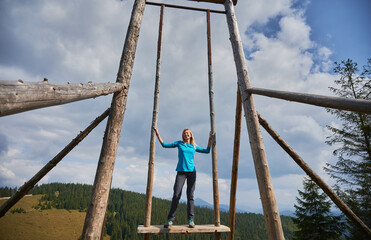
293, 177, 343, 240
325, 59, 371, 239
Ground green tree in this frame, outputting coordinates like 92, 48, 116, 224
324, 59, 371, 239
293, 177, 343, 240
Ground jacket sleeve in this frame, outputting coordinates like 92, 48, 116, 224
161, 141, 179, 148
195, 145, 210, 154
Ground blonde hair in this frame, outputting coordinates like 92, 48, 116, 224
182, 128, 196, 147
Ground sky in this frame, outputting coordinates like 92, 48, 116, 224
0, 0, 370, 215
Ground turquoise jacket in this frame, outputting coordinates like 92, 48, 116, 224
161, 140, 210, 172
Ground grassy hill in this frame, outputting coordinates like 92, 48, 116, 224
0, 194, 109, 240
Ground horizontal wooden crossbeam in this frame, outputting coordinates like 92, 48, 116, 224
0, 80, 125, 117
188, 0, 238, 5
138, 224, 230, 234
146, 1, 226, 14
246, 87, 371, 114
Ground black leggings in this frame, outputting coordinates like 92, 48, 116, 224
167, 171, 196, 221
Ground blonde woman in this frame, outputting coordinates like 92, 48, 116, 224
154, 128, 213, 228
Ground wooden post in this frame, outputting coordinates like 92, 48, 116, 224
206, 10, 221, 234
228, 87, 242, 240
81, 0, 147, 239
0, 80, 125, 117
257, 113, 371, 237
246, 87, 371, 114
224, 1, 285, 239
144, 4, 164, 240
0, 108, 110, 217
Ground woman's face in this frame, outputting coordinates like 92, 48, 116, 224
183, 130, 192, 141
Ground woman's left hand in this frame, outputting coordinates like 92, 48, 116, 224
208, 131, 215, 146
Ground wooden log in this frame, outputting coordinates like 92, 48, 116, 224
257, 113, 371, 237
144, 5, 164, 240
188, 0, 238, 5
0, 80, 125, 117
0, 108, 110, 217
206, 10, 221, 231
228, 86, 242, 240
81, 0, 147, 239
246, 87, 371, 114
224, 1, 285, 239
138, 224, 230, 234
146, 1, 226, 14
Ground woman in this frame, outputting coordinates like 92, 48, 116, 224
154, 127, 214, 228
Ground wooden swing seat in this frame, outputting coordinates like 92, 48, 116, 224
138, 224, 230, 234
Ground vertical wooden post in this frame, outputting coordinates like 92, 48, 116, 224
224, 1, 285, 239
228, 87, 242, 240
81, 0, 147, 239
206, 10, 221, 236
143, 4, 165, 240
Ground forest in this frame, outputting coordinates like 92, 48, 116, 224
1, 183, 295, 239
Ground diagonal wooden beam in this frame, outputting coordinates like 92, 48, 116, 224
224, 0, 285, 239
0, 108, 110, 217
0, 80, 125, 117
258, 113, 371, 237
81, 0, 147, 238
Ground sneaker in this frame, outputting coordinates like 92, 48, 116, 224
188, 219, 195, 228
164, 219, 173, 228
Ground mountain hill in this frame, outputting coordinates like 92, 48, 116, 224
194, 198, 245, 213
0, 183, 295, 239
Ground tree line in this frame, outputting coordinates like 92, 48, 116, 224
0, 182, 295, 240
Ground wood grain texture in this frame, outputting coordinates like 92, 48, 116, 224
0, 80, 124, 117
138, 225, 230, 234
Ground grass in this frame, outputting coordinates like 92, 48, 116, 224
0, 195, 110, 240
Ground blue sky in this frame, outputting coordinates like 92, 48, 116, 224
0, 0, 369, 215
305, 0, 370, 67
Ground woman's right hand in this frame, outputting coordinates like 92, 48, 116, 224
153, 127, 163, 143
153, 127, 159, 135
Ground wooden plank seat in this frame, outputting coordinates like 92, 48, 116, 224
138, 224, 230, 234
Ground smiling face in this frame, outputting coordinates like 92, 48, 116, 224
182, 129, 192, 143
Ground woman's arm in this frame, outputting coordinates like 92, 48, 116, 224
154, 128, 179, 148
196, 132, 215, 154
153, 127, 163, 144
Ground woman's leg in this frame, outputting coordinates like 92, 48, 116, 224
186, 171, 196, 221
167, 172, 186, 221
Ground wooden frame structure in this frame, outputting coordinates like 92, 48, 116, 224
1, 0, 370, 239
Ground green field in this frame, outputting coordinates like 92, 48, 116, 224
0, 195, 109, 240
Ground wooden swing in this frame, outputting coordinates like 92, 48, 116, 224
2, 0, 370, 239
137, 1, 232, 239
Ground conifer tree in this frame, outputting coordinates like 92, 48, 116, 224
293, 177, 343, 240
325, 59, 371, 239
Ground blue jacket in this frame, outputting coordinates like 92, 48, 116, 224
161, 140, 210, 172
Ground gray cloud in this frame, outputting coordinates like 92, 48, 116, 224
0, 133, 8, 155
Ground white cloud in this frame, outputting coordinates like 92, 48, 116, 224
0, 166, 16, 183
238, 0, 293, 29
247, 33, 314, 90
278, 15, 312, 50
0, 0, 340, 212
283, 115, 325, 142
